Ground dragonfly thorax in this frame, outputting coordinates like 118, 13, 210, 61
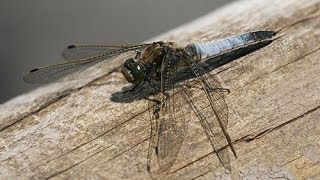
121, 57, 146, 84
23, 30, 276, 173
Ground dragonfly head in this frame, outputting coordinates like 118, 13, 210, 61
121, 58, 146, 84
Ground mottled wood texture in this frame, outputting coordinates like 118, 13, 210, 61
1, 0, 320, 179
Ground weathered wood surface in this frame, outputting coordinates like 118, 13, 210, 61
1, 0, 320, 179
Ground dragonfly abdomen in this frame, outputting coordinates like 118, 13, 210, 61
186, 30, 276, 61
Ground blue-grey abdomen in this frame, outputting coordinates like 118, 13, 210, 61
186, 30, 276, 61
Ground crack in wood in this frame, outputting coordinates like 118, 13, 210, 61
46, 137, 149, 179
0, 68, 122, 133
282, 155, 303, 166
243, 104, 320, 142
32, 108, 149, 171
172, 152, 213, 173
171, 105, 320, 174
0, 91, 71, 132
239, 45, 320, 91
191, 170, 212, 180
2, 1, 320, 179
275, 12, 320, 34
45, 145, 110, 179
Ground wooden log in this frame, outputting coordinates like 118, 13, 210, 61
1, 0, 320, 179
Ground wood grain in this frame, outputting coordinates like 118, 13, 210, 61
1, 0, 320, 179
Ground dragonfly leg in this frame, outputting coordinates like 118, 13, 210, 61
145, 93, 169, 119
144, 97, 161, 119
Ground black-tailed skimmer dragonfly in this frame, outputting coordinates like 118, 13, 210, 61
24, 30, 276, 174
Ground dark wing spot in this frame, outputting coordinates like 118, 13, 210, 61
30, 68, 39, 72
147, 165, 151, 172
155, 146, 159, 155
67, 45, 76, 49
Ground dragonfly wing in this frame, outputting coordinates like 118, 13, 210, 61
180, 84, 231, 171
156, 90, 190, 172
147, 49, 191, 173
147, 98, 160, 173
62, 44, 143, 61
179, 49, 235, 171
24, 44, 149, 83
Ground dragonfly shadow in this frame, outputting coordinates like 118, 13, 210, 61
110, 39, 274, 103
110, 82, 158, 103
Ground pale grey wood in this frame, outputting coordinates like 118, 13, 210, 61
1, 0, 320, 179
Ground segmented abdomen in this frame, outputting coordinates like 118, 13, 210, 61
186, 30, 276, 61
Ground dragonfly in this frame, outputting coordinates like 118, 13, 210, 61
24, 30, 276, 174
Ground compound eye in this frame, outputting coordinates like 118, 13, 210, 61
121, 57, 145, 84
136, 65, 141, 71
124, 58, 135, 68
121, 58, 135, 83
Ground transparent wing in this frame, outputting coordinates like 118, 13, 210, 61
179, 50, 236, 171
147, 48, 236, 173
24, 44, 149, 83
147, 49, 190, 173
62, 44, 138, 61
180, 84, 232, 171
147, 98, 160, 173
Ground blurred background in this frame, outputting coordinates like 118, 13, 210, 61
0, 0, 233, 103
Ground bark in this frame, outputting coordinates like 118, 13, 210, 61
1, 0, 320, 179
